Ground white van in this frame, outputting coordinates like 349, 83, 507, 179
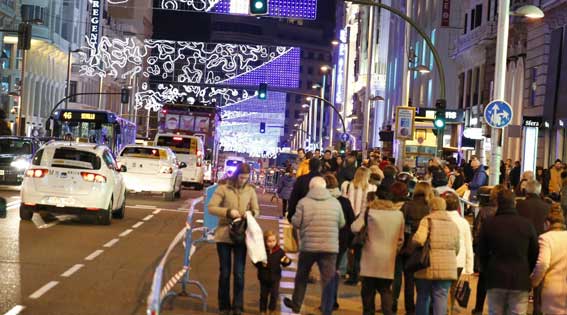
155, 134, 205, 190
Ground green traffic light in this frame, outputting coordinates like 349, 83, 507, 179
434, 118, 445, 129
250, 0, 268, 15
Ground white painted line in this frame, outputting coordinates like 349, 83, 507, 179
133, 204, 156, 209
132, 221, 144, 228
84, 249, 104, 261
260, 204, 278, 208
61, 264, 84, 278
103, 238, 120, 248
142, 214, 154, 221
29, 281, 59, 299
280, 281, 295, 289
152, 209, 161, 215
6, 201, 20, 207
10, 196, 20, 199
119, 229, 133, 237
3, 305, 25, 315
126, 206, 189, 213
287, 253, 298, 259
282, 270, 296, 279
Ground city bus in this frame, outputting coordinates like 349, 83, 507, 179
49, 109, 136, 156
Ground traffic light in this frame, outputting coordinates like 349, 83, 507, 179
18, 23, 32, 50
120, 87, 130, 104
259, 122, 266, 133
434, 99, 446, 130
250, 0, 268, 15
339, 142, 346, 155
258, 83, 268, 100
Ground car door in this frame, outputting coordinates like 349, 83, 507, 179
102, 150, 123, 209
168, 149, 182, 191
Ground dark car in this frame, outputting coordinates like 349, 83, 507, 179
0, 136, 40, 187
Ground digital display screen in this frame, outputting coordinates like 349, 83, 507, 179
59, 111, 108, 122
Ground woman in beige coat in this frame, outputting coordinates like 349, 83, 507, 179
531, 204, 567, 315
208, 163, 260, 315
352, 199, 405, 315
412, 197, 460, 315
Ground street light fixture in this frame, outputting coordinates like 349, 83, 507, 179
331, 40, 340, 46
512, 5, 544, 19
320, 65, 331, 72
301, 103, 310, 108
410, 65, 431, 74
306, 97, 313, 101
312, 83, 322, 89
347, 113, 358, 120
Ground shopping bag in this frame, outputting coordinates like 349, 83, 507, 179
455, 279, 471, 308
455, 184, 469, 197
283, 225, 299, 253
245, 215, 267, 264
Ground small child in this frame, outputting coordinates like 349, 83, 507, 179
255, 230, 292, 315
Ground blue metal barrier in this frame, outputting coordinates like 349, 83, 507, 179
202, 184, 219, 233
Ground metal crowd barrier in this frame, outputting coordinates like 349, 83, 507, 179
146, 190, 219, 315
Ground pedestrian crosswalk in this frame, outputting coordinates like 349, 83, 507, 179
278, 218, 300, 315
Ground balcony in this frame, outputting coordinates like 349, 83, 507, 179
450, 21, 497, 58
0, 0, 15, 18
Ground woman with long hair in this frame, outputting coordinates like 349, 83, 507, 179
208, 163, 260, 315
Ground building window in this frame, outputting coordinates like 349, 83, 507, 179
69, 81, 77, 102
294, 110, 301, 119
295, 95, 301, 103
473, 67, 480, 105
466, 69, 472, 108
530, 67, 537, 107
286, 94, 291, 102
307, 67, 313, 75
487, 0, 492, 21
470, 9, 475, 31
475, 4, 482, 28
2, 44, 12, 69
464, 13, 468, 34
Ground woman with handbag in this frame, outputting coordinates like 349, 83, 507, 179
208, 163, 260, 315
411, 197, 460, 315
351, 198, 405, 315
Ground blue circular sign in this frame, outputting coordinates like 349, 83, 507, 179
484, 100, 513, 129
340, 133, 350, 142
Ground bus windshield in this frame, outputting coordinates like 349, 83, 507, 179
56, 121, 114, 147
156, 136, 198, 155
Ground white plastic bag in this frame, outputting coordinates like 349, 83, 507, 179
245, 214, 267, 264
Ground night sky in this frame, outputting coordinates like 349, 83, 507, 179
152, 1, 337, 42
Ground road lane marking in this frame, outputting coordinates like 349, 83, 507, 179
61, 264, 84, 278
132, 221, 144, 228
142, 214, 154, 221
103, 238, 120, 248
260, 204, 278, 208
119, 229, 133, 237
3, 305, 25, 315
6, 200, 20, 207
29, 281, 59, 299
132, 204, 157, 209
152, 209, 161, 215
84, 249, 104, 261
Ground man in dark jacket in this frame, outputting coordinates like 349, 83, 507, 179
321, 150, 338, 174
287, 158, 322, 222
509, 161, 522, 190
478, 188, 539, 315
337, 153, 356, 186
515, 180, 550, 315
467, 156, 488, 202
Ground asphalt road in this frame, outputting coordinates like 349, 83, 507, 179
0, 186, 486, 315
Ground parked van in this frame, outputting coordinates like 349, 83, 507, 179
155, 134, 205, 190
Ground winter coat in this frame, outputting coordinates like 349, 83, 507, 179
337, 163, 356, 186
516, 194, 551, 236
412, 210, 460, 281
478, 208, 539, 291
549, 167, 564, 194
291, 187, 345, 253
296, 159, 310, 178
473, 205, 497, 253
401, 196, 430, 254
352, 200, 404, 279
530, 228, 567, 315
321, 157, 338, 174
329, 187, 355, 253
340, 181, 377, 216
509, 166, 522, 189
277, 174, 296, 200
286, 170, 321, 221
447, 211, 474, 275
561, 185, 567, 214
469, 166, 488, 200
255, 246, 292, 283
208, 182, 260, 244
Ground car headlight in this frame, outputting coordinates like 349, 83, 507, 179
11, 159, 31, 170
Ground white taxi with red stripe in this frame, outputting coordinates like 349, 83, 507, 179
117, 145, 185, 201
19, 142, 127, 225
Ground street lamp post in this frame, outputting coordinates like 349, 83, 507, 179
65, 48, 84, 109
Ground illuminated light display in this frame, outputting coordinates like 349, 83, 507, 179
218, 92, 286, 157
152, 0, 317, 19
89, 0, 103, 50
79, 36, 300, 110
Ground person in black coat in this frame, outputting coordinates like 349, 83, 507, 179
478, 188, 539, 314
255, 230, 292, 314
286, 158, 322, 222
509, 161, 522, 190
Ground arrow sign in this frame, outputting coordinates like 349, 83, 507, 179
484, 100, 513, 129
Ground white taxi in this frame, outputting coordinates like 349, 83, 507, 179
20, 142, 127, 225
117, 145, 185, 201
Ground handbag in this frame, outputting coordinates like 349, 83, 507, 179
229, 217, 247, 244
454, 279, 471, 308
351, 208, 370, 249
283, 225, 298, 253
404, 218, 432, 273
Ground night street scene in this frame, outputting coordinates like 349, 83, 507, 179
2, 1, 567, 315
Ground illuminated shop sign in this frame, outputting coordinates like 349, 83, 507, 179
90, 0, 103, 49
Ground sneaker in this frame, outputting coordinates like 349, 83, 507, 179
283, 297, 301, 313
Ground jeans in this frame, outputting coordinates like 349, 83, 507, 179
260, 280, 280, 311
291, 251, 337, 315
487, 289, 529, 315
217, 242, 247, 312
415, 279, 452, 315
403, 264, 416, 313
361, 277, 394, 315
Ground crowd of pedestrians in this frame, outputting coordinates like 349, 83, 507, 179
208, 149, 567, 315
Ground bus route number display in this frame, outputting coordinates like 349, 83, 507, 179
61, 111, 102, 121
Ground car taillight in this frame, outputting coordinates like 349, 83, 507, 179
80, 172, 107, 183
160, 166, 173, 174
25, 168, 48, 178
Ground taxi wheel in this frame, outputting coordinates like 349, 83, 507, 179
113, 193, 126, 219
99, 200, 113, 225
19, 205, 33, 220
164, 191, 175, 201
174, 188, 181, 199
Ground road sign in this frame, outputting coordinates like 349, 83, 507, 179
340, 133, 350, 142
484, 100, 513, 128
